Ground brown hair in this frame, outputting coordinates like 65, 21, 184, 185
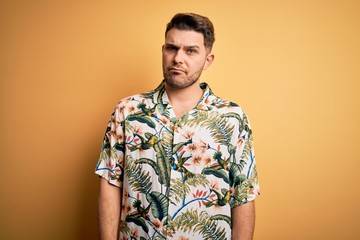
165, 13, 215, 51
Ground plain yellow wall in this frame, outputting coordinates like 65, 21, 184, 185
1, 1, 359, 239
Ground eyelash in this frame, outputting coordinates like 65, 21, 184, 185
166, 46, 177, 51
165, 46, 197, 54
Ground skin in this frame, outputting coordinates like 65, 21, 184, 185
162, 28, 214, 118
98, 28, 256, 240
98, 178, 121, 240
232, 201, 256, 240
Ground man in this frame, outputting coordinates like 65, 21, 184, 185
95, 13, 260, 240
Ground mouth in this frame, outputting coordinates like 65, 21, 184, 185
169, 67, 185, 73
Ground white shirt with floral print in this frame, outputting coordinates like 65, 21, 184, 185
95, 81, 260, 240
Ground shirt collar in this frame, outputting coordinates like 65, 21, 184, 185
153, 81, 217, 111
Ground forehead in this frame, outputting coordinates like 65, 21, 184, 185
165, 29, 205, 48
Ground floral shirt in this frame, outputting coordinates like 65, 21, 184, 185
95, 82, 260, 240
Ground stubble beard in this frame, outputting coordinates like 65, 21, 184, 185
163, 69, 203, 90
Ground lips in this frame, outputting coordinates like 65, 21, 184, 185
169, 67, 185, 73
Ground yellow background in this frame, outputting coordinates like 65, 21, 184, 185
1, 0, 359, 239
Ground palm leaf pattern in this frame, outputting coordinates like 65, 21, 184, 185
146, 191, 168, 221
169, 174, 209, 204
125, 158, 152, 194
173, 209, 227, 240
153, 142, 171, 187
95, 82, 260, 239
189, 111, 234, 145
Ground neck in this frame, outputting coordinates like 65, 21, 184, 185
165, 82, 204, 118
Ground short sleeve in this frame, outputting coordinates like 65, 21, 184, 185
95, 105, 125, 188
229, 111, 260, 208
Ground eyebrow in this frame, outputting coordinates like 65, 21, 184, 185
164, 43, 200, 49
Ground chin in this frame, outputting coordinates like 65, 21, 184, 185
166, 79, 197, 90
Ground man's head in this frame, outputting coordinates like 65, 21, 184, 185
165, 13, 215, 52
162, 13, 215, 90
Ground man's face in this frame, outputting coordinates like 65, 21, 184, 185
162, 29, 214, 89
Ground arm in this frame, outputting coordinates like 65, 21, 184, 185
98, 178, 121, 240
231, 200, 255, 240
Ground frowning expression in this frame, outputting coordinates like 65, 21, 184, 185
162, 29, 214, 89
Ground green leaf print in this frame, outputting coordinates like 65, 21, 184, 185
126, 214, 149, 233
240, 138, 253, 160
135, 158, 160, 175
146, 191, 169, 221
221, 112, 245, 133
127, 114, 156, 128
125, 158, 152, 194
202, 168, 229, 184
169, 178, 189, 204
173, 209, 227, 240
153, 142, 171, 187
189, 111, 234, 145
134, 141, 171, 188
169, 174, 209, 204
209, 214, 231, 226
201, 114, 234, 145
205, 188, 231, 207
125, 200, 152, 233
129, 133, 159, 151
118, 220, 130, 235
229, 162, 245, 187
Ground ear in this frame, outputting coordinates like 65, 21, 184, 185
203, 53, 215, 70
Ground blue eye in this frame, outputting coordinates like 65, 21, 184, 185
187, 48, 198, 55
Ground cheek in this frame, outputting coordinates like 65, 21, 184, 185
162, 53, 171, 64
192, 60, 206, 70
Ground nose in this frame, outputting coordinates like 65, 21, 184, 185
173, 50, 184, 64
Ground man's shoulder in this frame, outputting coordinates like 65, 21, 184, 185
116, 89, 157, 105
208, 94, 246, 115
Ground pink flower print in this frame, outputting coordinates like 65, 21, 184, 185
118, 101, 128, 114
108, 130, 124, 147
182, 130, 195, 140
130, 227, 139, 238
122, 202, 132, 215
192, 189, 208, 198
204, 96, 211, 105
236, 137, 244, 147
191, 155, 202, 166
186, 143, 198, 153
115, 127, 124, 141
159, 116, 170, 125
106, 160, 114, 169
110, 116, 116, 131
174, 126, 181, 134
151, 219, 163, 231
203, 155, 212, 167
179, 237, 189, 240
192, 189, 208, 207
119, 105, 126, 113
127, 105, 136, 114
133, 125, 143, 135
114, 166, 122, 176
198, 139, 208, 153
107, 131, 118, 147
210, 180, 220, 191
